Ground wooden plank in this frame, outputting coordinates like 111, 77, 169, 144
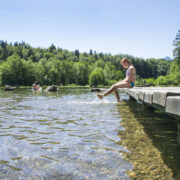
119, 87, 180, 117
165, 96, 180, 116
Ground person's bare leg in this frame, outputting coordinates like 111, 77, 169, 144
104, 82, 131, 96
96, 85, 115, 99
97, 82, 131, 100
96, 92, 104, 99
113, 89, 121, 102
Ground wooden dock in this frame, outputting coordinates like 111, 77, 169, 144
119, 87, 180, 119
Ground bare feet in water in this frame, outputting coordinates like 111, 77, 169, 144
96, 92, 121, 102
96, 92, 104, 99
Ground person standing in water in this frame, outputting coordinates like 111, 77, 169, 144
32, 83, 40, 91
97, 58, 136, 102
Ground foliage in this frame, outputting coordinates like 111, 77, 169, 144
145, 78, 156, 86
0, 40, 174, 86
74, 62, 89, 85
173, 30, 180, 66
0, 55, 35, 85
89, 68, 105, 87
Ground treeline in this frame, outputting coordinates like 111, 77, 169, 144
140, 62, 180, 86
144, 30, 180, 86
0, 40, 176, 87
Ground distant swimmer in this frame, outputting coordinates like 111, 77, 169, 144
32, 83, 42, 91
97, 58, 136, 102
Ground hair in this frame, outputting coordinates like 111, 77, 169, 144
33, 81, 39, 85
121, 58, 131, 65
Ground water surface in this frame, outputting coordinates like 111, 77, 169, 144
0, 88, 179, 179
0, 88, 132, 179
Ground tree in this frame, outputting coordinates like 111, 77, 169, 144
0, 41, 8, 60
60, 60, 76, 85
48, 44, 56, 53
35, 58, 47, 84
23, 60, 36, 85
43, 52, 54, 59
75, 49, 80, 58
46, 58, 64, 85
157, 60, 171, 76
89, 49, 93, 55
74, 62, 88, 85
173, 30, 180, 66
89, 68, 105, 87
94, 59, 105, 69
168, 62, 180, 85
146, 59, 159, 78
0, 40, 174, 86
0, 55, 25, 85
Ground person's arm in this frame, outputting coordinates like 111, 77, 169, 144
116, 77, 128, 84
116, 67, 134, 84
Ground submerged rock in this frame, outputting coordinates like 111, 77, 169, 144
4, 85, 16, 91
45, 85, 59, 92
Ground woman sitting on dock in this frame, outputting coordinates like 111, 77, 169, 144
97, 58, 136, 102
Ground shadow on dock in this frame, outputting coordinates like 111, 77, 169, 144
116, 101, 180, 179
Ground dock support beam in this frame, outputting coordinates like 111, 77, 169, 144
178, 123, 180, 144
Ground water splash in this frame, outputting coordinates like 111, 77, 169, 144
67, 98, 118, 105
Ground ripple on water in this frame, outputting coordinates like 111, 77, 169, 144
0, 89, 132, 179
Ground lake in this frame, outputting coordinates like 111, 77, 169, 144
0, 88, 180, 179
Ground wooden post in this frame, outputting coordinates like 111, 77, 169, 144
177, 122, 180, 143
142, 102, 155, 112
129, 96, 136, 101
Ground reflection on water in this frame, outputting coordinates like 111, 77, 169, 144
117, 101, 180, 180
0, 88, 180, 179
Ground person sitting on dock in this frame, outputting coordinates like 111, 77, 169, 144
97, 58, 136, 102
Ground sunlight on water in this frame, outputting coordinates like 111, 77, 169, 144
67, 99, 117, 105
0, 89, 131, 179
0, 88, 179, 179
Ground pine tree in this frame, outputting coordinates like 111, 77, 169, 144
173, 30, 180, 66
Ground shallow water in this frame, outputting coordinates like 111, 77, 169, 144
0, 88, 179, 179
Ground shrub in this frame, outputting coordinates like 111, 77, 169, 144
145, 78, 156, 86
89, 68, 105, 87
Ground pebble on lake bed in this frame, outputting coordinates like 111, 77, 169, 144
117, 102, 175, 180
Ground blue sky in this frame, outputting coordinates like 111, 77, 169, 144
0, 0, 180, 59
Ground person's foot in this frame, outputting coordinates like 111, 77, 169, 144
96, 92, 104, 99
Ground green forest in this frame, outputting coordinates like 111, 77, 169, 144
0, 30, 180, 87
